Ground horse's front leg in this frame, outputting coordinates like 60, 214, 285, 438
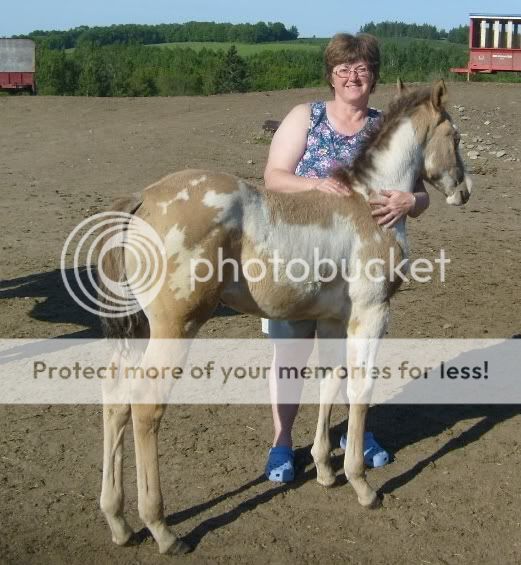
345, 301, 389, 508
311, 319, 347, 487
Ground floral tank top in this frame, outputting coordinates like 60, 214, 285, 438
294, 101, 382, 179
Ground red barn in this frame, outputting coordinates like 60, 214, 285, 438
0, 38, 36, 94
451, 13, 521, 80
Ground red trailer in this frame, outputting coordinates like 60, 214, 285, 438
0, 38, 36, 93
451, 13, 521, 80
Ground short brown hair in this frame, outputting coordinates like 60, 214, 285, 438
324, 33, 380, 93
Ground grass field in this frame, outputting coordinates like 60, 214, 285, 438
65, 40, 326, 55
149, 37, 468, 56
379, 36, 467, 50
149, 40, 325, 55
64, 37, 468, 57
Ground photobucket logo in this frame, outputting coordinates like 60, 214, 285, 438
61, 212, 167, 318
190, 247, 450, 288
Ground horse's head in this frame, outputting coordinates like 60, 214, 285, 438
407, 80, 471, 206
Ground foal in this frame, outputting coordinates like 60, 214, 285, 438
98, 80, 471, 554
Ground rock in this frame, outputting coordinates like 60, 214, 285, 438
461, 116, 470, 120
247, 159, 255, 164
443, 323, 454, 330
496, 151, 507, 158
466, 144, 475, 149
458, 107, 465, 112
467, 151, 480, 160
477, 145, 486, 151
262, 119, 280, 134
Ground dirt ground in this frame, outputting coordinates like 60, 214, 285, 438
1, 83, 521, 564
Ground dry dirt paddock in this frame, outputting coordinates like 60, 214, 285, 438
1, 83, 521, 564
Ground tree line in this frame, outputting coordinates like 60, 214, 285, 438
360, 21, 469, 44
19, 21, 299, 50
35, 40, 470, 97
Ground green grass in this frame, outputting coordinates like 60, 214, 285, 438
65, 37, 466, 56
378, 36, 467, 51
149, 41, 324, 55
152, 37, 467, 55
65, 40, 324, 55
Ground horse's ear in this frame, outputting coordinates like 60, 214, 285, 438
431, 79, 448, 111
396, 77, 407, 95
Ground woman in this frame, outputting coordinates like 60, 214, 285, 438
263, 33, 430, 482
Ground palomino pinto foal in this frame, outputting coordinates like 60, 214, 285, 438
98, 81, 471, 554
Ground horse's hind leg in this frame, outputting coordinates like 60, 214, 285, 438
132, 402, 190, 554
100, 352, 134, 545
344, 301, 389, 508
131, 318, 210, 555
100, 403, 133, 545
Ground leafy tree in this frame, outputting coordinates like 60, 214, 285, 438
36, 47, 79, 94
212, 46, 249, 93
447, 25, 469, 45
76, 47, 112, 96
127, 68, 158, 96
23, 21, 300, 49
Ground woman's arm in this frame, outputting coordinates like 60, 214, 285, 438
264, 104, 349, 195
408, 179, 430, 218
368, 179, 430, 227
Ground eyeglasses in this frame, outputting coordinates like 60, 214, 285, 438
333, 65, 371, 79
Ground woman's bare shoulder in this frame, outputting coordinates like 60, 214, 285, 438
284, 102, 312, 122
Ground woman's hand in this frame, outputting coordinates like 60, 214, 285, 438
315, 177, 353, 196
369, 190, 415, 227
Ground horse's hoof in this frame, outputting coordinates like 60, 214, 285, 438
118, 533, 138, 547
316, 472, 336, 488
358, 492, 382, 509
112, 526, 135, 547
164, 538, 192, 555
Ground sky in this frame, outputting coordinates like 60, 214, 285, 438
2, 1, 521, 38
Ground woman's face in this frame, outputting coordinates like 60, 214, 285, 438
331, 60, 373, 105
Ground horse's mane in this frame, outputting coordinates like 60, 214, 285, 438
333, 87, 433, 187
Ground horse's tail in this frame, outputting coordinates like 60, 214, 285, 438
96, 194, 150, 340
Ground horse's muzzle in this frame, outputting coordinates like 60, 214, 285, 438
446, 174, 472, 206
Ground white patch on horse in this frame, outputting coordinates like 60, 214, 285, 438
244, 195, 359, 272
157, 201, 171, 215
424, 154, 435, 173
190, 175, 207, 187
202, 189, 242, 228
156, 189, 190, 214
368, 119, 420, 192
175, 188, 190, 201
239, 191, 362, 318
164, 225, 205, 300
